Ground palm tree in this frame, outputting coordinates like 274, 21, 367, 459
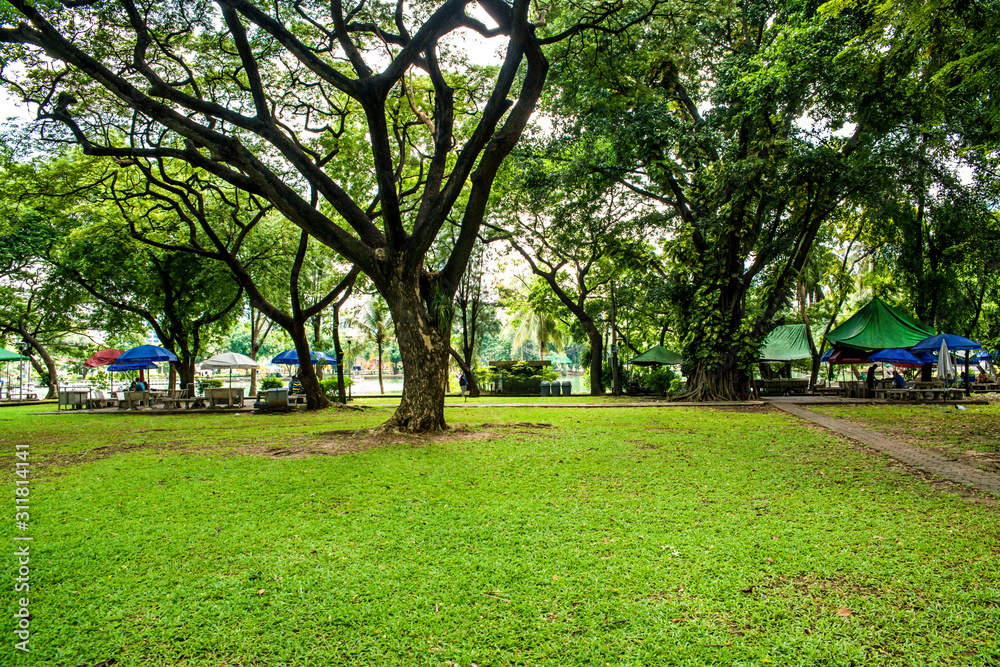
508, 306, 566, 360
352, 298, 395, 394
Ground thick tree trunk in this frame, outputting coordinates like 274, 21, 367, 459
290, 324, 329, 410
683, 355, 754, 401
584, 325, 604, 396
677, 281, 756, 401
177, 356, 197, 391
18, 331, 58, 399
377, 340, 385, 395
333, 308, 348, 404
380, 282, 449, 432
450, 346, 480, 397
312, 315, 324, 380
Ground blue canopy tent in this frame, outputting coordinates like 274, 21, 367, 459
912, 334, 982, 395
117, 344, 179, 363
106, 360, 159, 393
108, 361, 160, 371
270, 350, 338, 366
868, 348, 921, 365
910, 333, 982, 353
117, 345, 178, 387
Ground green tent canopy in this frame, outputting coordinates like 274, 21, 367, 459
0, 347, 29, 362
628, 345, 683, 366
825, 297, 935, 352
759, 324, 813, 361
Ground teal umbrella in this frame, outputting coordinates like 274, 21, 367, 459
0, 347, 29, 362
627, 345, 683, 366
0, 347, 30, 400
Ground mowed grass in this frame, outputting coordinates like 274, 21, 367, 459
812, 402, 1000, 460
2, 403, 998, 666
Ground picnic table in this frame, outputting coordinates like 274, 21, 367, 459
120, 391, 151, 409
3, 390, 38, 401
160, 387, 202, 409
876, 385, 965, 402
755, 378, 810, 396
206, 387, 245, 408
87, 390, 119, 409
58, 389, 90, 410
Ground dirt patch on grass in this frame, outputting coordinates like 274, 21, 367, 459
35, 440, 196, 474
21, 425, 503, 470
480, 422, 555, 430
758, 574, 884, 599
708, 404, 775, 414
240, 425, 500, 459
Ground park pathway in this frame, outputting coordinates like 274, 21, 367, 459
770, 400, 1000, 497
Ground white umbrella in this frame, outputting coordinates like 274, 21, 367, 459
199, 352, 260, 388
937, 339, 954, 380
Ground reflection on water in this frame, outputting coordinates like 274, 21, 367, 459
171, 373, 593, 396
349, 374, 591, 395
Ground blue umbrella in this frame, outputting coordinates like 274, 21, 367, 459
868, 348, 921, 365
117, 344, 179, 363
270, 349, 338, 366
978, 350, 996, 361
910, 334, 981, 352
108, 361, 160, 372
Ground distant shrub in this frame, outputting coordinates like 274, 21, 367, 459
319, 376, 353, 397
260, 376, 284, 390
196, 378, 225, 395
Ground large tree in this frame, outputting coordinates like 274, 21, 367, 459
103, 164, 362, 409
0, 216, 91, 398
535, 0, 995, 400
0, 0, 646, 429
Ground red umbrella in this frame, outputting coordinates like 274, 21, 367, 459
84, 349, 124, 367
826, 348, 873, 365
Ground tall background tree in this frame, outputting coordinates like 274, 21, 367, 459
0, 215, 91, 398
0, 0, 647, 429
529, 0, 999, 399
352, 296, 395, 395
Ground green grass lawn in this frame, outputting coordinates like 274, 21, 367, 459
812, 403, 1000, 469
2, 403, 997, 666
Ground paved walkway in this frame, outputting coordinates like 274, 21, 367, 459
771, 401, 1000, 497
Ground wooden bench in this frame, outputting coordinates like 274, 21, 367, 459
5, 392, 39, 401
907, 387, 965, 401
756, 379, 810, 396
161, 396, 203, 409
87, 391, 119, 409
878, 388, 911, 401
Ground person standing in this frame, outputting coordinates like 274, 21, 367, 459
866, 363, 878, 393
458, 372, 467, 397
